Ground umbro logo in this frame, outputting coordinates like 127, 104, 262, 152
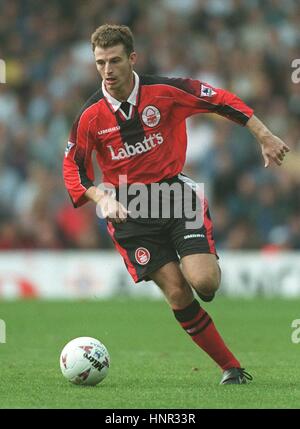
98, 125, 120, 136
184, 234, 205, 239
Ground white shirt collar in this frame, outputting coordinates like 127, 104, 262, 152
102, 71, 139, 112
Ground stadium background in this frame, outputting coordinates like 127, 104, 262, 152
1, 0, 299, 253
1, 0, 300, 410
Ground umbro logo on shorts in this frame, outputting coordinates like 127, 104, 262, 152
184, 233, 205, 239
135, 247, 151, 265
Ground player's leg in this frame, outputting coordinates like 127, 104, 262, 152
149, 261, 194, 309
181, 253, 221, 302
170, 180, 221, 302
167, 182, 252, 383
148, 262, 243, 376
108, 218, 251, 383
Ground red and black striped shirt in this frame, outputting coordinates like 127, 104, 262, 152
63, 73, 254, 207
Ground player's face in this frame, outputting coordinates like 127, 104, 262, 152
94, 44, 137, 97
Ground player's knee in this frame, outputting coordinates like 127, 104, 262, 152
166, 282, 193, 308
189, 274, 220, 297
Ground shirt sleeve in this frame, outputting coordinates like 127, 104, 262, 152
63, 109, 96, 208
166, 77, 254, 125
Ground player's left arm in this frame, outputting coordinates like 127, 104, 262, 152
246, 114, 290, 167
167, 77, 290, 167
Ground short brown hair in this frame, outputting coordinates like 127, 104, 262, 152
91, 24, 135, 56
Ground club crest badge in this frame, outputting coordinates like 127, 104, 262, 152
135, 247, 151, 265
142, 105, 161, 127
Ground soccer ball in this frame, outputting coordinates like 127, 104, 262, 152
60, 336, 110, 386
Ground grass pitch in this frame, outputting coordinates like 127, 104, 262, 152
0, 297, 300, 409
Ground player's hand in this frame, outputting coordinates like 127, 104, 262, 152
260, 134, 290, 167
97, 194, 130, 223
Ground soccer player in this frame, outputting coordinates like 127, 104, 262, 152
63, 24, 290, 384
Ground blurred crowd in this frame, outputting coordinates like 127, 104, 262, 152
0, 0, 299, 251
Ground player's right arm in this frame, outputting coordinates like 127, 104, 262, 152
63, 106, 128, 223
85, 186, 129, 224
63, 107, 97, 208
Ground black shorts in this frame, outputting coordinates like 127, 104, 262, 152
106, 174, 218, 283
